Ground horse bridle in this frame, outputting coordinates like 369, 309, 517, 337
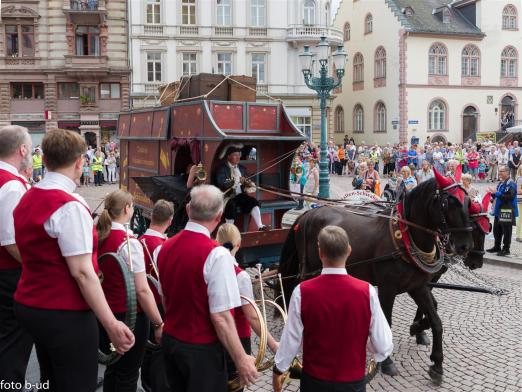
467, 211, 491, 258
434, 183, 473, 235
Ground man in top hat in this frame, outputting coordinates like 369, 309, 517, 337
214, 144, 268, 231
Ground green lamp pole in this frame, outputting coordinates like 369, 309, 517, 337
299, 37, 347, 199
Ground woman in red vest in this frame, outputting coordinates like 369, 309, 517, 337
13, 129, 134, 392
216, 223, 279, 390
97, 190, 164, 392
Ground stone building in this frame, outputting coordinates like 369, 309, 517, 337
128, 0, 344, 142
0, 0, 130, 147
333, 0, 522, 145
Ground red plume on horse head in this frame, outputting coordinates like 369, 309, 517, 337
432, 167, 453, 189
454, 164, 462, 182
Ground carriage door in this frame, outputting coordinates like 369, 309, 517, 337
462, 106, 477, 142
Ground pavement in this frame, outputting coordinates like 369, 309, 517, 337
23, 177, 522, 392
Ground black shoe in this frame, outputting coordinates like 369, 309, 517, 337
497, 249, 510, 256
486, 246, 501, 253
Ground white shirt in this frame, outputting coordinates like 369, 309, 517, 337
235, 262, 254, 305
498, 150, 510, 165
185, 222, 241, 313
38, 172, 93, 257
227, 162, 243, 195
275, 268, 394, 373
0, 161, 28, 247
111, 222, 145, 273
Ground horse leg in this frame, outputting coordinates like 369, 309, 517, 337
409, 286, 444, 385
377, 288, 399, 377
410, 304, 431, 346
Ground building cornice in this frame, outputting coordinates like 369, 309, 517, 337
404, 84, 522, 90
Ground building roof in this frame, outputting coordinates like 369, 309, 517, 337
386, 0, 485, 37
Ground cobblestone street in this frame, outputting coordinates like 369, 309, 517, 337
24, 178, 522, 392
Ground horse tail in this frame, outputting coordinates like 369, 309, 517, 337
277, 218, 302, 309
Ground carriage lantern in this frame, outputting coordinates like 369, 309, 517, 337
299, 37, 347, 198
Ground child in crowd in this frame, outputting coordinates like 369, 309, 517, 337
478, 159, 487, 182
82, 157, 91, 186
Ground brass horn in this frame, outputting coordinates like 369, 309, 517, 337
196, 162, 207, 182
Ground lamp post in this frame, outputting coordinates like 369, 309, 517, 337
299, 37, 347, 199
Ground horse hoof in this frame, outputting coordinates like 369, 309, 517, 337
428, 365, 443, 386
416, 331, 431, 346
380, 357, 399, 377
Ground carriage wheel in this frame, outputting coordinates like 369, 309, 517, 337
97, 252, 137, 366
228, 296, 268, 392
145, 274, 161, 351
130, 207, 148, 237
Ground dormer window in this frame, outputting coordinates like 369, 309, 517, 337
402, 7, 414, 17
442, 8, 451, 24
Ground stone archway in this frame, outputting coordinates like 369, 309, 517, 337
462, 105, 478, 142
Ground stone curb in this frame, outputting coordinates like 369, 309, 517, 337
484, 254, 522, 270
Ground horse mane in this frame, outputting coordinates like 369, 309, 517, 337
404, 178, 437, 220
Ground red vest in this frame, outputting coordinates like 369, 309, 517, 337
0, 169, 28, 270
14, 188, 98, 310
300, 274, 371, 383
138, 233, 165, 304
158, 229, 219, 344
233, 265, 251, 339
99, 229, 141, 313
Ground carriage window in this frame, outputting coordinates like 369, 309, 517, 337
242, 145, 257, 161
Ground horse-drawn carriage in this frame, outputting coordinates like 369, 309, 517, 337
117, 99, 306, 267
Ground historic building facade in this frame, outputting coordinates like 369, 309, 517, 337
0, 0, 130, 147
128, 0, 343, 142
333, 0, 522, 145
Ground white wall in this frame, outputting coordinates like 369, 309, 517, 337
332, 0, 403, 145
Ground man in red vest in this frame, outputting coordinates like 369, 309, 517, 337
0, 125, 34, 387
273, 225, 393, 392
139, 199, 174, 392
158, 184, 259, 392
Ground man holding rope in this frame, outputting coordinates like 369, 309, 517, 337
215, 144, 269, 231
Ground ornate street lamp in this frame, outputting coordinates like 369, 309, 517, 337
299, 37, 347, 199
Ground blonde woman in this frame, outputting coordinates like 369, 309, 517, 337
97, 190, 164, 392
462, 173, 479, 200
216, 223, 278, 392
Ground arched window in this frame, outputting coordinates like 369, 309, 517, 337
344, 22, 350, 41
353, 104, 364, 133
375, 102, 386, 132
374, 46, 386, 79
304, 0, 315, 25
461, 45, 480, 77
503, 5, 517, 29
501, 46, 518, 77
335, 105, 344, 133
429, 43, 447, 75
353, 52, 364, 82
365, 13, 373, 33
428, 99, 447, 131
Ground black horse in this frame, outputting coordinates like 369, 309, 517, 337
278, 175, 473, 385
411, 198, 491, 346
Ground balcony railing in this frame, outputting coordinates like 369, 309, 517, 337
70, 0, 99, 11
287, 25, 343, 44
132, 83, 163, 96
256, 84, 268, 95
180, 25, 199, 35
144, 25, 164, 36
249, 27, 268, 36
214, 26, 234, 36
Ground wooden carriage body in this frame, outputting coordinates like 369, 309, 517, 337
118, 99, 306, 266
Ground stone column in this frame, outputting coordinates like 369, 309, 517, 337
45, 76, 58, 131
0, 82, 10, 128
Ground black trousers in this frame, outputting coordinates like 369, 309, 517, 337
301, 371, 365, 392
162, 333, 227, 392
141, 304, 170, 392
14, 303, 98, 392
493, 217, 513, 249
0, 269, 33, 388
224, 193, 260, 220
225, 337, 251, 392
100, 312, 149, 392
